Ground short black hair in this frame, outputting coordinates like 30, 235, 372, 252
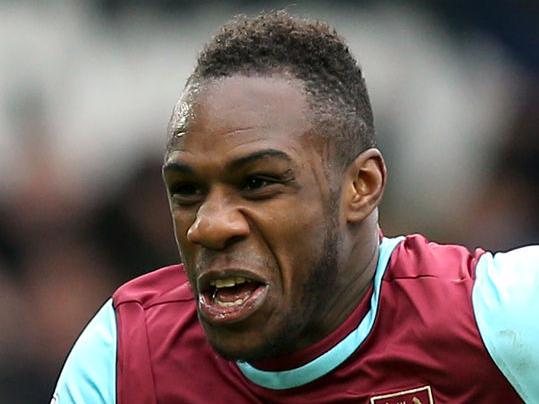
171, 11, 375, 168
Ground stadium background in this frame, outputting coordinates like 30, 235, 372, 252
0, 0, 537, 402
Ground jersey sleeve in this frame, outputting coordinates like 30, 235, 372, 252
472, 246, 539, 403
51, 299, 117, 404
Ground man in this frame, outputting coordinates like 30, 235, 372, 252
53, 11, 538, 403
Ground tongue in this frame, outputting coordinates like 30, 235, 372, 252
215, 282, 259, 303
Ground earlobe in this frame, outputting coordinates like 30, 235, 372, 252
344, 149, 386, 223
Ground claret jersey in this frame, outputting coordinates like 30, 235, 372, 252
53, 235, 539, 403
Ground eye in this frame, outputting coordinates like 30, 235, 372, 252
174, 183, 199, 195
241, 175, 287, 200
169, 182, 203, 205
244, 176, 273, 191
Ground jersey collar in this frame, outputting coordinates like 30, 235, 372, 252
236, 236, 404, 390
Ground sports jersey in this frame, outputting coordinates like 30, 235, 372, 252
52, 235, 539, 403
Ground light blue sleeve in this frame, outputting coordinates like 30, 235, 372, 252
472, 246, 539, 403
51, 299, 117, 404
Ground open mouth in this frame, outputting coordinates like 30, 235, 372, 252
198, 275, 268, 324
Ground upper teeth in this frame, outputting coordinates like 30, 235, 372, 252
210, 277, 249, 288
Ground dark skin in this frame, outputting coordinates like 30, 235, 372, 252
163, 74, 386, 361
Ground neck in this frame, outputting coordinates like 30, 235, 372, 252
301, 214, 380, 347
237, 234, 404, 390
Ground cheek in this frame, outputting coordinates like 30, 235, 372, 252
258, 203, 329, 295
171, 209, 196, 258
170, 213, 200, 290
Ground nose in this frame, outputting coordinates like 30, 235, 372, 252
186, 191, 250, 250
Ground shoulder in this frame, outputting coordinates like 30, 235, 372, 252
387, 233, 484, 280
472, 246, 539, 402
52, 299, 117, 404
113, 264, 193, 308
52, 264, 192, 404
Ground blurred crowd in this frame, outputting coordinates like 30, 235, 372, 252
0, 1, 537, 402
0, 148, 178, 401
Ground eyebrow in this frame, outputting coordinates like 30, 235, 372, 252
227, 149, 292, 171
162, 161, 195, 175
163, 149, 293, 175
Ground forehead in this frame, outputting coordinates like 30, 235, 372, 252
167, 75, 318, 157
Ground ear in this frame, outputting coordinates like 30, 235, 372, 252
343, 148, 387, 223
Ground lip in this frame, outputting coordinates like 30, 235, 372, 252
196, 269, 269, 325
197, 269, 267, 292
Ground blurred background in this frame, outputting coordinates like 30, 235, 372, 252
0, 0, 537, 401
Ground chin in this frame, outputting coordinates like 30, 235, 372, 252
211, 345, 260, 362
205, 332, 272, 362
198, 297, 311, 362
202, 322, 294, 362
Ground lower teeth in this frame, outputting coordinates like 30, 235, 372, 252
216, 298, 245, 307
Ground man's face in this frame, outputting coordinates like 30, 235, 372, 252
163, 75, 342, 361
